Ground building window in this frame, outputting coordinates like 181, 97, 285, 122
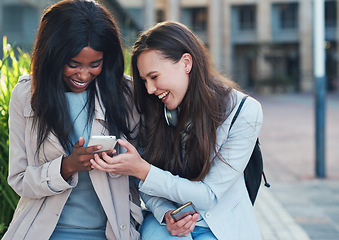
325, 0, 337, 28
182, 7, 207, 31
191, 7, 207, 31
238, 5, 256, 30
156, 9, 165, 22
277, 3, 298, 29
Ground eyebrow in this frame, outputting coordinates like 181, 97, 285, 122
70, 58, 103, 64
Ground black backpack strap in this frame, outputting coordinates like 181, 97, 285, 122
229, 95, 270, 189
263, 170, 270, 187
230, 95, 248, 130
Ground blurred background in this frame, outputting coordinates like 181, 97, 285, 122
0, 0, 338, 239
0, 0, 338, 93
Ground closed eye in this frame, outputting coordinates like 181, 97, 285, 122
67, 63, 78, 68
91, 63, 101, 68
91, 59, 103, 68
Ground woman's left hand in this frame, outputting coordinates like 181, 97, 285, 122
164, 210, 200, 237
90, 139, 151, 181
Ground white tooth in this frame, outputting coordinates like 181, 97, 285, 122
158, 91, 169, 99
72, 80, 86, 86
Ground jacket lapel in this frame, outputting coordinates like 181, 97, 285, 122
91, 88, 108, 135
90, 90, 122, 237
89, 170, 122, 239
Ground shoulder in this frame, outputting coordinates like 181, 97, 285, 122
217, 90, 263, 136
234, 90, 262, 112
10, 75, 33, 114
232, 90, 263, 122
123, 73, 133, 91
18, 74, 32, 83
214, 90, 263, 153
11, 74, 32, 100
124, 73, 132, 82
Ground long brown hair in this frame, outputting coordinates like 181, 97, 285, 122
132, 21, 238, 180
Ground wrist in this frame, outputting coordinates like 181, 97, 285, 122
138, 161, 151, 181
61, 156, 75, 180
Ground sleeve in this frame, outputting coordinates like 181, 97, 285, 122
138, 96, 263, 211
7, 82, 77, 199
139, 191, 177, 225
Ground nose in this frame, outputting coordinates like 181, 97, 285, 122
146, 81, 157, 95
77, 67, 91, 81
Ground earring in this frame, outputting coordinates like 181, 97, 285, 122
186, 68, 189, 73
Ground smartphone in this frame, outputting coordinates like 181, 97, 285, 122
87, 136, 117, 153
170, 201, 198, 222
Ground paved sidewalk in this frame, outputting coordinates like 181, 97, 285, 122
255, 187, 310, 240
252, 92, 339, 240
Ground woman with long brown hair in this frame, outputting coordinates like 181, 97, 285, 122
92, 21, 263, 239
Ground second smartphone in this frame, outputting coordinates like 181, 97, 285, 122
170, 201, 198, 222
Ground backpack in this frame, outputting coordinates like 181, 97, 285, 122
229, 95, 270, 205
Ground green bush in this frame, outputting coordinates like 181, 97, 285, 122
124, 47, 132, 76
0, 36, 31, 237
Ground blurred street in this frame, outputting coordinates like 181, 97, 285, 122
253, 92, 339, 240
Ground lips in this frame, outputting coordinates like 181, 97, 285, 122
71, 79, 88, 87
157, 90, 169, 100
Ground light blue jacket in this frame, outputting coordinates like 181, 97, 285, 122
139, 90, 263, 240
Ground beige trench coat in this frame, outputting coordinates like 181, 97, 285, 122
3, 75, 142, 240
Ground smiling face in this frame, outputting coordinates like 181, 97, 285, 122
63, 46, 104, 93
137, 50, 191, 110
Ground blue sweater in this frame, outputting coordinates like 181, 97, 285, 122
51, 91, 106, 239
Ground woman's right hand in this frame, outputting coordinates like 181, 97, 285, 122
60, 137, 103, 180
90, 139, 151, 181
164, 210, 200, 237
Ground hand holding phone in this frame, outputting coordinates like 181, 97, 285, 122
170, 201, 198, 222
87, 136, 117, 153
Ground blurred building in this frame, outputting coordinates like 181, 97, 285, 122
0, 0, 53, 51
0, 0, 140, 54
1, 0, 338, 93
120, 0, 339, 93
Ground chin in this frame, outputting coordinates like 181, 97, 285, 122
166, 104, 178, 111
